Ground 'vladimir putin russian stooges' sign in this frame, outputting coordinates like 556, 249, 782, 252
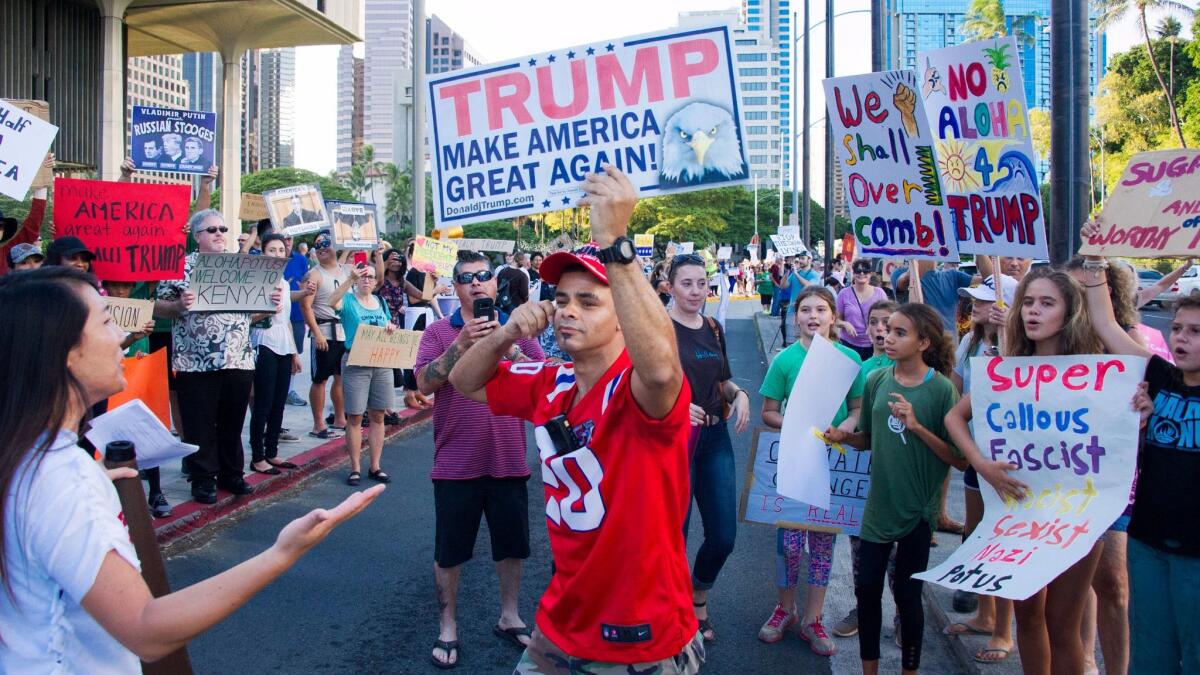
427, 25, 750, 227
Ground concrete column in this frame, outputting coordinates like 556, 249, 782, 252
412, 0, 426, 236
97, 0, 132, 181
221, 49, 244, 250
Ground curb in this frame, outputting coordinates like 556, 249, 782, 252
153, 406, 433, 547
922, 583, 983, 675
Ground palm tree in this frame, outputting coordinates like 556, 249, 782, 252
961, 0, 1038, 46
1157, 16, 1183, 100
1095, 0, 1194, 147
384, 162, 414, 233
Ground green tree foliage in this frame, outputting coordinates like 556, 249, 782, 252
960, 0, 1039, 45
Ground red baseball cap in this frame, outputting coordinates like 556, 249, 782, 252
538, 243, 609, 286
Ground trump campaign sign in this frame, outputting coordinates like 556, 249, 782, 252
427, 25, 750, 228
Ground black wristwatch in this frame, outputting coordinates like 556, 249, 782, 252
597, 236, 637, 265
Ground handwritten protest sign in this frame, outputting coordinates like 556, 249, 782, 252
0, 98, 58, 200
428, 25, 749, 227
739, 429, 869, 536
778, 334, 861, 509
716, 246, 732, 260
346, 325, 422, 369
2, 100, 54, 189
54, 178, 190, 281
327, 200, 380, 250
188, 253, 287, 312
1081, 149, 1200, 257
264, 184, 329, 236
678, 242, 695, 254
635, 233, 654, 257
770, 234, 807, 256
454, 238, 516, 253
918, 38, 1047, 259
239, 193, 269, 222
411, 236, 459, 277
915, 354, 1144, 600
106, 297, 155, 333
824, 71, 958, 261
131, 106, 216, 175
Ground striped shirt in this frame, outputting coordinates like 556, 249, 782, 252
414, 311, 544, 480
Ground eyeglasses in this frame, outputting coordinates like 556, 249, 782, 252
454, 270, 494, 284
202, 226, 229, 234
314, 239, 332, 250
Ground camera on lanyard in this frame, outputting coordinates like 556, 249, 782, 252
541, 414, 583, 456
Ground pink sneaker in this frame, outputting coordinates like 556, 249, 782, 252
799, 619, 838, 656
757, 604, 797, 643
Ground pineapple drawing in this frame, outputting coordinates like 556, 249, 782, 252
984, 42, 1012, 92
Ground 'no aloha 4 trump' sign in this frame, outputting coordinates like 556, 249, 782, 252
427, 25, 750, 227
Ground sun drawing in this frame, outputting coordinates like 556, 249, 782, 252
937, 140, 980, 192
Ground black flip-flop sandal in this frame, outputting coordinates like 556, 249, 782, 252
431, 639, 459, 669
346, 471, 361, 486
368, 469, 391, 484
267, 460, 299, 469
493, 625, 532, 648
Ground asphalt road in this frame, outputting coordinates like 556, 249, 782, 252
165, 301, 962, 674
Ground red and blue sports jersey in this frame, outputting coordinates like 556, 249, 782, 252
486, 350, 694, 663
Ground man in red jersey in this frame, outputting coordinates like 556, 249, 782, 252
450, 165, 703, 674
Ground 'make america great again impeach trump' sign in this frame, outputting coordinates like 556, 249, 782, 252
427, 25, 750, 227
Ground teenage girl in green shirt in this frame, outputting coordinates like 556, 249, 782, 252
825, 303, 964, 675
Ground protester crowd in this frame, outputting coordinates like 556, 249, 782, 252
0, 157, 1197, 675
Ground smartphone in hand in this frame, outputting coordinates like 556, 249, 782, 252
473, 297, 495, 322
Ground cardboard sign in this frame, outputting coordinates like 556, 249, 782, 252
739, 429, 869, 536
454, 237, 516, 253
2, 100, 53, 189
0, 98, 58, 200
716, 246, 732, 260
239, 193, 269, 222
635, 233, 654, 257
327, 200, 380, 250
264, 184, 330, 236
130, 106, 216, 175
428, 25, 750, 227
770, 234, 807, 256
915, 355, 1145, 600
411, 236, 459, 277
778, 225, 800, 239
1081, 149, 1200, 257
678, 242, 695, 254
346, 325, 422, 369
53, 178, 190, 281
188, 253, 287, 312
665, 241, 679, 257
106, 297, 155, 333
918, 38, 1047, 259
824, 70, 958, 260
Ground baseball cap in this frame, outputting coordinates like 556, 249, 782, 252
8, 242, 44, 264
46, 236, 95, 262
959, 274, 1018, 306
538, 243, 608, 286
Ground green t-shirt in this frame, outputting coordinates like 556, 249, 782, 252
756, 272, 774, 296
859, 367, 961, 544
759, 339, 865, 427
860, 353, 894, 378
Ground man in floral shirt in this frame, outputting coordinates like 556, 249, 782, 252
156, 209, 281, 504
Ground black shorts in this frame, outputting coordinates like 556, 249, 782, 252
433, 477, 530, 569
148, 331, 175, 390
310, 337, 346, 383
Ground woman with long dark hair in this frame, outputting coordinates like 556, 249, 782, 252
0, 267, 382, 671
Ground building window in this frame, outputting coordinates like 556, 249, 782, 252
741, 82, 767, 91
737, 52, 767, 62
740, 67, 768, 76
749, 141, 768, 149
747, 125, 768, 134
746, 111, 768, 120
750, 155, 768, 163
745, 96, 768, 105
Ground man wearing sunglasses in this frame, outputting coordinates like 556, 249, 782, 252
450, 166, 703, 674
300, 231, 351, 439
413, 250, 545, 669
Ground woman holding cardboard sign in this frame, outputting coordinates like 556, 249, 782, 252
330, 262, 395, 486
0, 266, 384, 672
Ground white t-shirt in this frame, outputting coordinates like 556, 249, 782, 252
1, 431, 142, 674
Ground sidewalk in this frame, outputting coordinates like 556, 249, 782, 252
752, 310, 996, 675
151, 351, 431, 548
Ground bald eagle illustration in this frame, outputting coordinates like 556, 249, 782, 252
660, 102, 748, 187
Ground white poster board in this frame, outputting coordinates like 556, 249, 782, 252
0, 99, 58, 200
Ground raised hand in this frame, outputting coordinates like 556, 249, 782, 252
504, 299, 556, 340
893, 83, 919, 137
578, 165, 636, 247
887, 392, 921, 431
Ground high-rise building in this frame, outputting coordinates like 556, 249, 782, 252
742, 0, 791, 187
425, 14, 484, 75
126, 54, 191, 185
678, 10, 784, 185
337, 46, 365, 171
886, 1, 1106, 116
259, 48, 296, 169
181, 52, 219, 113
362, 0, 415, 166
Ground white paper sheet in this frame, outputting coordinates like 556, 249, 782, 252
86, 400, 197, 470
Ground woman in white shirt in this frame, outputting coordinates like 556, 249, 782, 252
249, 234, 314, 475
0, 266, 383, 672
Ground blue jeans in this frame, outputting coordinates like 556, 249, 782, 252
779, 304, 789, 345
684, 420, 737, 590
770, 291, 783, 317
1128, 537, 1200, 674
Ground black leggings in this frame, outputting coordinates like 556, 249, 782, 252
856, 520, 932, 670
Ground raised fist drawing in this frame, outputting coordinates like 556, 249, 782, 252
893, 83, 919, 137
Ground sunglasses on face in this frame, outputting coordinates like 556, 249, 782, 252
454, 270, 494, 284
853, 268, 872, 275
672, 254, 704, 265
314, 239, 332, 250
202, 226, 229, 234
